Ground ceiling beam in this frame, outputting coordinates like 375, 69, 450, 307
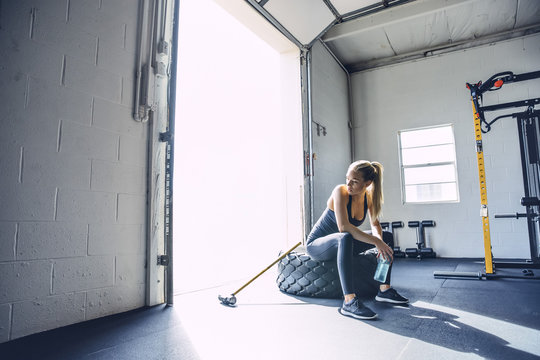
324, 0, 473, 41
346, 24, 540, 73
339, 0, 414, 23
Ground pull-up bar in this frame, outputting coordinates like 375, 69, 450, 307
434, 69, 540, 280
467, 70, 540, 133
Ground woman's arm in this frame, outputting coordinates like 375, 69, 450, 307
332, 185, 386, 248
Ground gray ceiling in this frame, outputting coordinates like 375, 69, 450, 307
249, 0, 540, 72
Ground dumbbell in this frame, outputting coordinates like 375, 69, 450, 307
405, 220, 436, 259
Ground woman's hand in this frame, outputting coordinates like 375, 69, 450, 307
376, 239, 393, 262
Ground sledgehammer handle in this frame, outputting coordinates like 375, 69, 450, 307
232, 241, 302, 296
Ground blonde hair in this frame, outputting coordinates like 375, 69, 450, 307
348, 160, 384, 219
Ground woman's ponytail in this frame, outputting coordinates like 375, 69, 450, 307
348, 160, 384, 219
370, 161, 384, 220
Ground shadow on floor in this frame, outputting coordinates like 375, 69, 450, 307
277, 257, 540, 360
0, 305, 201, 360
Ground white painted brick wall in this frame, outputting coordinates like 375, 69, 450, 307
17, 222, 88, 260
0, 146, 20, 187
97, 42, 137, 79
0, 68, 27, 113
56, 189, 117, 223
93, 97, 143, 137
88, 224, 144, 256
352, 34, 540, 258
0, 304, 11, 343
0, 1, 35, 39
60, 120, 119, 161
91, 160, 145, 194
27, 77, 94, 125
86, 284, 145, 320
118, 194, 146, 224
2, 111, 60, 154
0, 223, 16, 262
63, 56, 122, 102
0, 261, 52, 303
0, 30, 64, 85
116, 255, 146, 285
120, 134, 148, 167
13, 116, 60, 152
11, 293, 86, 339
52, 256, 115, 294
33, 10, 98, 64
121, 76, 136, 108
0, 0, 149, 342
0, 187, 57, 221
23, 146, 92, 189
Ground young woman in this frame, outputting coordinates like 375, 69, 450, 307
306, 160, 408, 320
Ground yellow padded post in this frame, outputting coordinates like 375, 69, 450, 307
472, 99, 494, 274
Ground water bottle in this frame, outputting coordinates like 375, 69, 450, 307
374, 256, 390, 283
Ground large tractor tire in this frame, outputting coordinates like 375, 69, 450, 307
276, 247, 380, 299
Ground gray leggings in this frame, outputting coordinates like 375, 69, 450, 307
306, 231, 394, 295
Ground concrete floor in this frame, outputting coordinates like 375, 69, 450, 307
3, 258, 540, 360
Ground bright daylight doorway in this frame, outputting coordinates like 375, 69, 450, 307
173, 0, 303, 295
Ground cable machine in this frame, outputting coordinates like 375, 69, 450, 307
435, 70, 540, 280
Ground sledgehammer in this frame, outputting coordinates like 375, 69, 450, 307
218, 241, 301, 306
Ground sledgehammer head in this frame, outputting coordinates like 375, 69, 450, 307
218, 294, 237, 307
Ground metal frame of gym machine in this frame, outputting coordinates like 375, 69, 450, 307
434, 70, 540, 280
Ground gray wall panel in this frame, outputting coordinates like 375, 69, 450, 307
310, 41, 351, 220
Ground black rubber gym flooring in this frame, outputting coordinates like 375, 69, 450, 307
2, 258, 540, 360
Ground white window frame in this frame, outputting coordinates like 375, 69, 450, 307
397, 124, 460, 204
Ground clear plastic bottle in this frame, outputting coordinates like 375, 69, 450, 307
374, 256, 390, 283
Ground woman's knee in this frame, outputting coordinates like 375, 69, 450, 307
335, 232, 354, 253
339, 232, 355, 244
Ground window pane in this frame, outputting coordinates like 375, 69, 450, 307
398, 124, 459, 204
400, 126, 454, 148
401, 144, 456, 166
404, 164, 456, 184
405, 183, 458, 202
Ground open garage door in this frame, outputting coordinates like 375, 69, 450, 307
225, 0, 540, 231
